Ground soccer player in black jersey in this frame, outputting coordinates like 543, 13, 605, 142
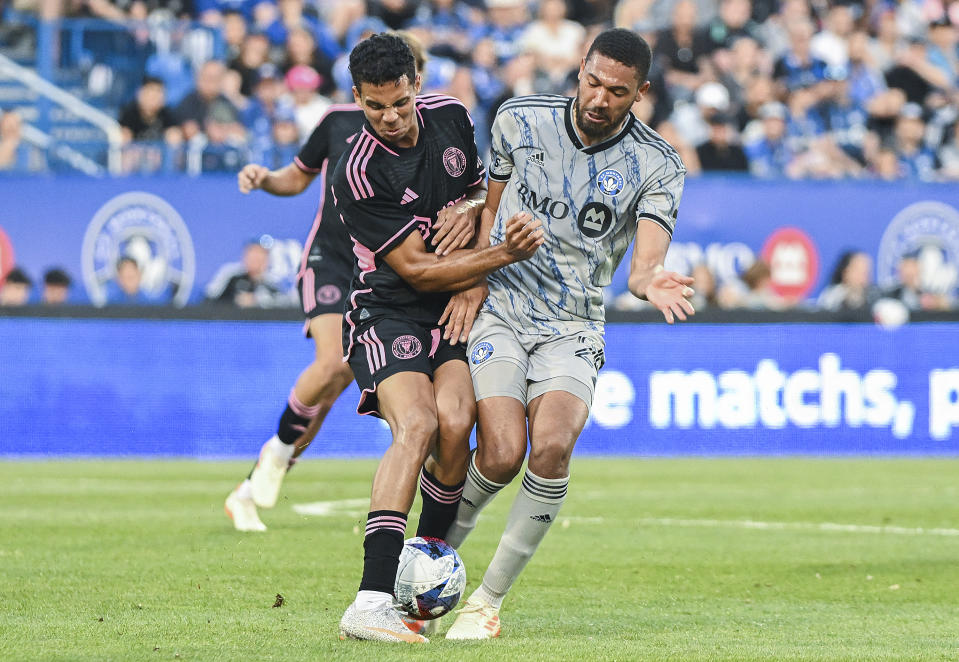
332, 34, 544, 643
224, 36, 478, 532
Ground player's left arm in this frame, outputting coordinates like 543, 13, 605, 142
628, 222, 695, 324
431, 182, 487, 257
626, 160, 695, 324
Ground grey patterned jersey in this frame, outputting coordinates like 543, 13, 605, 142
484, 94, 685, 335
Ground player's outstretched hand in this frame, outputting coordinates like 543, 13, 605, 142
438, 282, 489, 345
432, 200, 480, 256
503, 212, 544, 261
238, 164, 269, 194
645, 269, 696, 324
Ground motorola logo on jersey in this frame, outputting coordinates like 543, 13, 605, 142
442, 147, 467, 177
596, 169, 624, 196
471, 341, 494, 365
577, 202, 614, 239
392, 335, 422, 359
516, 183, 570, 219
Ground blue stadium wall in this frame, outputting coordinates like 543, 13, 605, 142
1, 318, 958, 456
2, 175, 959, 303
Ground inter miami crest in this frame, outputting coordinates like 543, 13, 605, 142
442, 147, 467, 177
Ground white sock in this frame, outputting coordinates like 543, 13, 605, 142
236, 479, 253, 500
354, 590, 393, 611
477, 468, 568, 608
267, 435, 295, 464
445, 451, 507, 549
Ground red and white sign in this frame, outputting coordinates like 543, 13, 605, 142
761, 227, 819, 299
0, 226, 14, 285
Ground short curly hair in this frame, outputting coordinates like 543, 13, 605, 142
585, 28, 652, 84
349, 33, 416, 92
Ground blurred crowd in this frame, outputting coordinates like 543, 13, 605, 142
3, 0, 959, 179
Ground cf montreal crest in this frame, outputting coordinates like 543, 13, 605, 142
596, 169, 624, 196
82, 192, 195, 307
878, 201, 959, 296
392, 335, 423, 359
471, 341, 494, 365
443, 147, 467, 177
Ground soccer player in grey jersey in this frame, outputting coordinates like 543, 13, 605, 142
441, 28, 696, 640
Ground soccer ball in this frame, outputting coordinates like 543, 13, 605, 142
394, 537, 466, 620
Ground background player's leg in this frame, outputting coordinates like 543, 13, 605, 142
289, 314, 355, 459
447, 390, 587, 640
227, 315, 353, 530
445, 395, 527, 548
416, 359, 474, 540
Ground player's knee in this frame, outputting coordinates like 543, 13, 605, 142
528, 437, 574, 477
477, 443, 525, 483
393, 409, 440, 452
438, 403, 475, 444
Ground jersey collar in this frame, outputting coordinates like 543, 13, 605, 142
564, 97, 635, 155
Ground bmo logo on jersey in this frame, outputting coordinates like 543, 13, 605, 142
516, 183, 571, 219
577, 202, 614, 239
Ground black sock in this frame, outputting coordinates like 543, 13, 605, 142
415, 467, 465, 541
277, 388, 319, 445
359, 510, 407, 594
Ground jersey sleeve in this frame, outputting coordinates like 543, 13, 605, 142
488, 107, 517, 182
460, 107, 486, 187
333, 175, 418, 256
635, 159, 686, 238
294, 112, 333, 173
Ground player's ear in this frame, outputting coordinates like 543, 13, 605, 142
635, 80, 651, 104
414, 73, 422, 94
352, 85, 362, 106
578, 57, 586, 80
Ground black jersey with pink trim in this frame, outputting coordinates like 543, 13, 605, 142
331, 94, 486, 339
294, 104, 365, 290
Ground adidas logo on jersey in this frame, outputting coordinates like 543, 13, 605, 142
527, 151, 545, 168
530, 513, 552, 523
401, 188, 419, 205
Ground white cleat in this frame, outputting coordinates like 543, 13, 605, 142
225, 486, 267, 532
338, 603, 429, 643
445, 595, 501, 640
249, 439, 288, 508
399, 612, 440, 637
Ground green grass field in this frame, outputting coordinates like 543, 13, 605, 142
2, 458, 958, 662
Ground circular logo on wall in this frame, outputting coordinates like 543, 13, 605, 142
82, 192, 196, 307
577, 202, 614, 239
316, 284, 341, 305
877, 201, 959, 295
392, 334, 422, 359
760, 227, 819, 299
470, 341, 494, 365
0, 226, 14, 283
596, 169, 624, 197
442, 147, 467, 177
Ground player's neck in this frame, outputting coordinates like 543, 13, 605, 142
572, 102, 627, 147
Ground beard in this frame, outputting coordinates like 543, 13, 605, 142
573, 96, 630, 141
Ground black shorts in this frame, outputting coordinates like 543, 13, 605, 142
297, 219, 354, 321
344, 317, 467, 417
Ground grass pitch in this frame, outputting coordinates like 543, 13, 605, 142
1, 458, 958, 662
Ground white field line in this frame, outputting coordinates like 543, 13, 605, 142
293, 500, 959, 537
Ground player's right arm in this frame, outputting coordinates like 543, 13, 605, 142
238, 162, 317, 196
383, 212, 544, 293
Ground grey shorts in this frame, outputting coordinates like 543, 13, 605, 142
467, 311, 605, 408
